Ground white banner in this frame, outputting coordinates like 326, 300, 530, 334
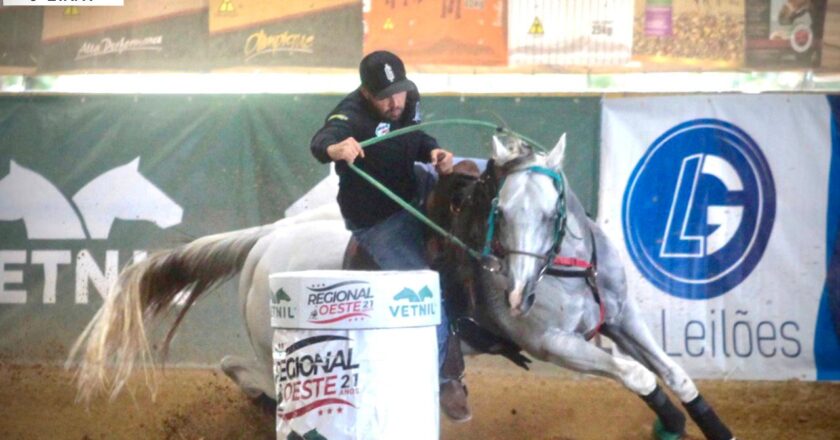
599, 95, 840, 380
269, 270, 441, 330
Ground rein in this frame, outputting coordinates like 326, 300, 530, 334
341, 118, 605, 337
347, 118, 548, 267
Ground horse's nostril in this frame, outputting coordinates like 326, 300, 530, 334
524, 293, 536, 310
506, 276, 515, 292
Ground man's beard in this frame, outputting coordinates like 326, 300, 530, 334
385, 106, 404, 121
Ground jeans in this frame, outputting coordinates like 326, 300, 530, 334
349, 163, 450, 380
351, 209, 451, 379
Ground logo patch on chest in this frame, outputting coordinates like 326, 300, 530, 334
375, 122, 391, 137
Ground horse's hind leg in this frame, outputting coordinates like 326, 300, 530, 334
222, 356, 274, 405
604, 300, 734, 440
543, 330, 687, 438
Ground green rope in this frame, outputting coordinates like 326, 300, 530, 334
357, 118, 548, 152
345, 118, 545, 261
347, 161, 483, 260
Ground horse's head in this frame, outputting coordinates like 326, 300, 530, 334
486, 134, 567, 317
0, 160, 73, 220
0, 161, 27, 221
73, 158, 183, 238
0, 161, 22, 207
107, 158, 183, 228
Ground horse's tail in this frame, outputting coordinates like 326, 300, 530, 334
66, 224, 275, 404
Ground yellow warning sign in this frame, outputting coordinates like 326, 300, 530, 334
528, 16, 544, 35
219, 0, 235, 13
64, 7, 80, 16
383, 18, 394, 31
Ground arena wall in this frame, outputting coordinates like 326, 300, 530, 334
0, 94, 599, 366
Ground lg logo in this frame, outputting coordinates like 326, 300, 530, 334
623, 119, 776, 299
660, 153, 745, 258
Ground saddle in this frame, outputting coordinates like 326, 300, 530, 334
342, 238, 530, 371
340, 160, 531, 371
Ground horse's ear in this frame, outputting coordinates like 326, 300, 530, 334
492, 135, 512, 163
9, 160, 21, 173
128, 157, 140, 170
545, 133, 566, 170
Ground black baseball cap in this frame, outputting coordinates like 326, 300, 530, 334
359, 51, 415, 100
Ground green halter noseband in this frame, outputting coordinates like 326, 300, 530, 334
482, 165, 568, 265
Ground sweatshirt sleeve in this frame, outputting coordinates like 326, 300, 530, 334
310, 113, 353, 164
414, 130, 439, 163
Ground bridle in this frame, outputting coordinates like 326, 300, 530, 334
476, 162, 604, 338
481, 164, 568, 277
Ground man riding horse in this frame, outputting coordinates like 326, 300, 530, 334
308, 50, 471, 421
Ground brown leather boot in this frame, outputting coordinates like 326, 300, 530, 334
440, 334, 471, 422
440, 379, 471, 422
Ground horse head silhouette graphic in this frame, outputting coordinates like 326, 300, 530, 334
393, 286, 433, 303
72, 157, 183, 239
0, 160, 86, 239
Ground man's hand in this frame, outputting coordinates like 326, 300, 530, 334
327, 137, 365, 164
430, 148, 454, 175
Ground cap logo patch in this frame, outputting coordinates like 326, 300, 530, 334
384, 63, 395, 83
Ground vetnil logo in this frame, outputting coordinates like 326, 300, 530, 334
622, 119, 776, 299
273, 287, 291, 303
393, 286, 433, 303
271, 287, 295, 320
389, 286, 437, 318
0, 158, 183, 304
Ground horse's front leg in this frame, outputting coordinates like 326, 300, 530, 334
539, 331, 687, 439
540, 330, 655, 395
604, 300, 735, 440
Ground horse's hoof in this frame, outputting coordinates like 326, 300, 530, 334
653, 418, 683, 440
251, 393, 277, 417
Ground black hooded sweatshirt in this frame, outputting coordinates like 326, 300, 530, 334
310, 88, 438, 229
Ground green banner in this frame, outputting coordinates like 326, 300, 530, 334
0, 94, 599, 364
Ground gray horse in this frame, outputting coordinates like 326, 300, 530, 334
433, 134, 734, 440
67, 134, 734, 439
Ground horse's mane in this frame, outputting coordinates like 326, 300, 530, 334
496, 145, 538, 175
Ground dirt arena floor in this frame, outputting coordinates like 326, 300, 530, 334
1, 359, 839, 440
